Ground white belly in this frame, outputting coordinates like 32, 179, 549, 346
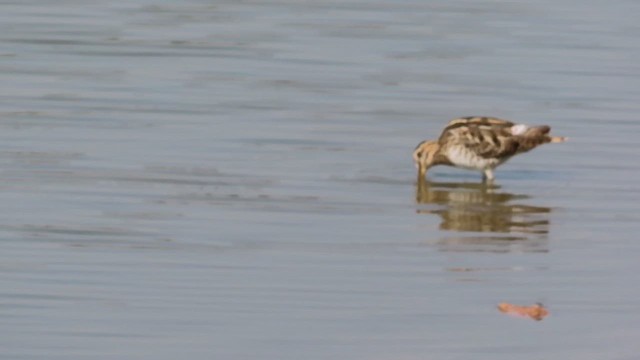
446, 146, 503, 170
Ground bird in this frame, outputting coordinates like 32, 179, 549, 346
413, 116, 566, 182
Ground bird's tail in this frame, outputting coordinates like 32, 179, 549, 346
549, 136, 567, 143
515, 125, 567, 153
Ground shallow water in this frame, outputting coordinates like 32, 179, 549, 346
1, 1, 640, 359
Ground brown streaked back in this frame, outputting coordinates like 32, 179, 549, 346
439, 122, 518, 159
443, 116, 514, 133
437, 117, 565, 160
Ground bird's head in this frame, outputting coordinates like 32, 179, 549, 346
413, 140, 440, 178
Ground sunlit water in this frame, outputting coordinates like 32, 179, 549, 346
1, 1, 640, 359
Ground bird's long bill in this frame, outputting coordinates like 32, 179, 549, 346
417, 163, 427, 180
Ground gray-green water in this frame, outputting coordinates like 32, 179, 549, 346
1, 1, 639, 359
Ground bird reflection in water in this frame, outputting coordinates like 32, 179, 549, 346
415, 178, 551, 253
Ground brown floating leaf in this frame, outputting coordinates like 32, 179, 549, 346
497, 302, 549, 321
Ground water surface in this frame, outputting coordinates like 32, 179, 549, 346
1, 1, 640, 359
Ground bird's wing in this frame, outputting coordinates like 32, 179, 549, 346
439, 118, 520, 159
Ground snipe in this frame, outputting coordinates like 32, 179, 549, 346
413, 116, 566, 182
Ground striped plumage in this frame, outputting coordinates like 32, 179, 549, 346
413, 116, 566, 182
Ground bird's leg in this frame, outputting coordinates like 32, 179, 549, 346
482, 169, 495, 183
